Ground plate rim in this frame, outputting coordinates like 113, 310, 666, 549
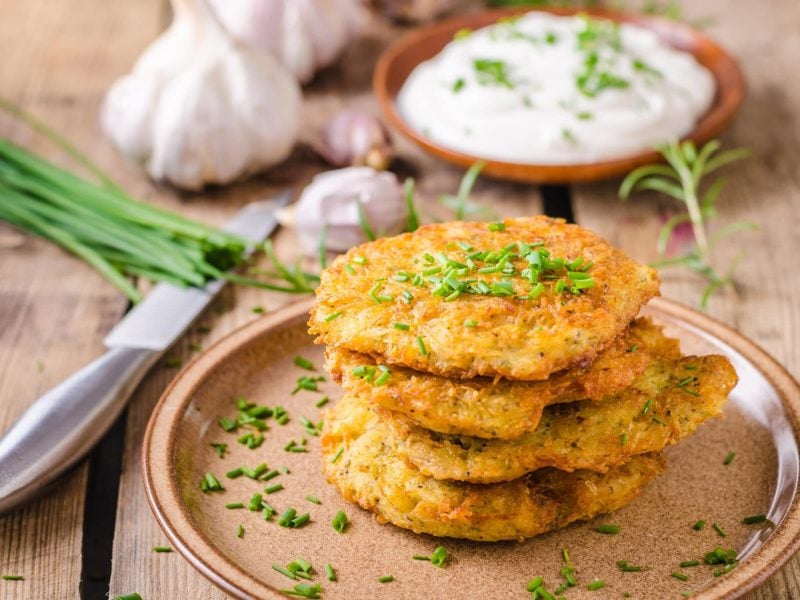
142, 297, 800, 600
372, 6, 746, 184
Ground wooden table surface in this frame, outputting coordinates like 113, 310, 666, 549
1, 1, 798, 598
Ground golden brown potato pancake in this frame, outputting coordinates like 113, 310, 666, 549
322, 394, 665, 542
326, 317, 678, 439
309, 217, 659, 381
386, 355, 736, 483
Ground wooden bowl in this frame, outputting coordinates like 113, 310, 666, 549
373, 6, 745, 184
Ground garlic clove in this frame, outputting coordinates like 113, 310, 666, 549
312, 110, 395, 170
293, 167, 406, 255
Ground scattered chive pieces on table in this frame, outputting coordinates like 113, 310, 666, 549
742, 514, 767, 525
723, 451, 736, 465
153, 546, 172, 553
378, 575, 394, 583
262, 469, 280, 482
264, 483, 284, 495
293, 375, 324, 394
332, 510, 348, 534
315, 396, 330, 408
291, 513, 311, 528
236, 525, 244, 538
672, 572, 689, 582
713, 522, 727, 537
596, 524, 620, 534
680, 560, 700, 568
305, 495, 321, 505
278, 509, 297, 527
1, 575, 24, 581
587, 580, 606, 591
325, 564, 336, 582
692, 520, 706, 531
293, 356, 315, 370
225, 502, 244, 510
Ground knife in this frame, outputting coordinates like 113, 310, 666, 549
0, 193, 291, 514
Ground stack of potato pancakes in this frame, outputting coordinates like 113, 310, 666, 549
309, 217, 737, 542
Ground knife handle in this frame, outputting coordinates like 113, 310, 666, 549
0, 346, 160, 514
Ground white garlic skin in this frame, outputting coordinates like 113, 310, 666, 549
208, 0, 363, 84
313, 110, 394, 170
294, 167, 407, 255
101, 0, 302, 190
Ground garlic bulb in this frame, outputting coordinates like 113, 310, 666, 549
312, 110, 394, 170
368, 0, 462, 23
101, 0, 301, 190
293, 167, 406, 255
208, 0, 363, 84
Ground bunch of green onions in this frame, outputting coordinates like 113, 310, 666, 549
0, 102, 315, 302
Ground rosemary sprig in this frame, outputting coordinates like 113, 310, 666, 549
620, 139, 757, 309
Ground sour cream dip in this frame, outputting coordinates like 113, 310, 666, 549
396, 12, 716, 164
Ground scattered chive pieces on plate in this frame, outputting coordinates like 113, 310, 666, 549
713, 522, 727, 537
680, 560, 700, 568
305, 495, 321, 505
587, 580, 606, 591
225, 502, 244, 510
236, 525, 244, 539
294, 356, 315, 370
153, 546, 172, 553
742, 514, 767, 525
527, 576, 543, 591
723, 451, 735, 465
692, 520, 706, 531
315, 396, 329, 408
616, 560, 642, 572
332, 510, 348, 534
596, 524, 620, 534
431, 546, 449, 567
378, 575, 394, 583
1, 575, 24, 581
325, 564, 336, 582
672, 572, 689, 582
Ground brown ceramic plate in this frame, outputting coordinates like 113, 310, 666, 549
373, 7, 745, 183
143, 298, 800, 600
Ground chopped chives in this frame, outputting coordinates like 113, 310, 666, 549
652, 416, 666, 426
226, 468, 243, 479
344, 264, 355, 275
331, 447, 344, 463
305, 495, 321, 505
261, 469, 280, 482
225, 502, 244, 509
596, 524, 620, 534
713, 522, 727, 537
641, 398, 652, 416
742, 514, 767, 525
353, 255, 367, 265
153, 546, 172, 553
113, 595, 141, 600
248, 493, 263, 511
692, 520, 706, 531
587, 581, 606, 591
278, 508, 297, 527
488, 222, 506, 231
294, 356, 315, 370
325, 563, 336, 582
416, 336, 428, 356
464, 319, 478, 327
616, 560, 642, 572
680, 560, 700, 568
620, 433, 627, 446
672, 572, 689, 582
375, 370, 391, 386
265, 483, 284, 495
1, 575, 24, 581
323, 311, 342, 322
393, 323, 410, 331
210, 442, 227, 458
723, 451, 735, 465
219, 417, 238, 432
378, 575, 394, 583
332, 510, 348, 534
315, 396, 329, 408
431, 546, 449, 567
200, 472, 224, 493
527, 576, 543, 591
291, 513, 311, 528
236, 524, 244, 538
413, 554, 430, 561
272, 564, 297, 580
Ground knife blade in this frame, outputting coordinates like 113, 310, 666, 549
0, 193, 291, 514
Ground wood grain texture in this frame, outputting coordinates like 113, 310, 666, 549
571, 1, 800, 597
0, 0, 162, 597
